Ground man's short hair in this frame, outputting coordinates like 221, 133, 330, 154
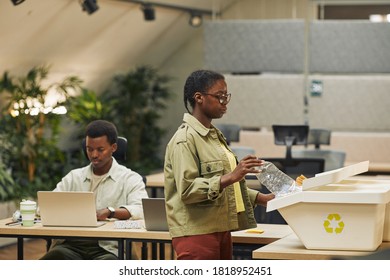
85, 120, 118, 145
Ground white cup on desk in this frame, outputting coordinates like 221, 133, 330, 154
20, 200, 37, 227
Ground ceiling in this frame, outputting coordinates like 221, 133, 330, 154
0, 0, 235, 88
2, 0, 389, 88
2, 0, 390, 149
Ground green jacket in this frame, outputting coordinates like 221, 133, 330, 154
164, 113, 258, 238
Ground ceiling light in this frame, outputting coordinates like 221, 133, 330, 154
125, 0, 218, 26
142, 4, 156, 21
369, 14, 384, 22
80, 0, 99, 15
11, 0, 25, 5
189, 12, 203, 28
369, 14, 390, 22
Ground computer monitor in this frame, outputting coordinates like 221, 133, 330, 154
272, 125, 309, 159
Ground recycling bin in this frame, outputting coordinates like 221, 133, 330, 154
266, 161, 390, 251
384, 204, 390, 241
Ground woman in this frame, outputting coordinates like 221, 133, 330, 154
164, 69, 274, 260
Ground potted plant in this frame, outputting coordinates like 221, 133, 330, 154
0, 160, 15, 202
101, 65, 173, 174
0, 65, 83, 200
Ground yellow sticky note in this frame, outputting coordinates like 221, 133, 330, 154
246, 229, 264, 234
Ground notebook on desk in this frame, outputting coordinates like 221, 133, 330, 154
37, 191, 105, 227
142, 198, 169, 231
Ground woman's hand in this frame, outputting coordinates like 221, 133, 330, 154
255, 192, 275, 207
234, 155, 264, 180
220, 155, 264, 190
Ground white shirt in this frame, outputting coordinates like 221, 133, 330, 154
52, 157, 148, 256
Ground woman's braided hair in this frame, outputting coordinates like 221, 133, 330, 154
183, 70, 225, 113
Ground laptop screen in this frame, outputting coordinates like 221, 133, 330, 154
37, 191, 105, 227
142, 198, 169, 231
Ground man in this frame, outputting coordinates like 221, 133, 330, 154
40, 120, 148, 260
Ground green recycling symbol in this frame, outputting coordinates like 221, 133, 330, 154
323, 213, 344, 234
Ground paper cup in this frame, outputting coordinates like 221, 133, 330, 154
20, 200, 37, 227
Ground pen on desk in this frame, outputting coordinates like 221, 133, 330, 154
5, 218, 40, 226
6, 221, 21, 226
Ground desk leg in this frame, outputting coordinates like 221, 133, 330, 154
17, 237, 24, 260
45, 238, 52, 251
151, 188, 157, 198
159, 243, 165, 260
141, 242, 148, 260
151, 243, 158, 259
118, 240, 124, 260
125, 240, 132, 260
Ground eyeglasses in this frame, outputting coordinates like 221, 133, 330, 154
203, 93, 232, 105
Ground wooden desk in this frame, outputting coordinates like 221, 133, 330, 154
352, 175, 390, 181
0, 218, 291, 260
145, 172, 164, 188
232, 224, 292, 245
0, 218, 171, 260
145, 172, 164, 197
252, 233, 390, 260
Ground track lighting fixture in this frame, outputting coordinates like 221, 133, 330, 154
80, 0, 99, 15
123, 0, 218, 27
142, 4, 156, 21
11, 0, 25, 5
189, 12, 203, 28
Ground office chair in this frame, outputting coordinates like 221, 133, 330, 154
82, 136, 128, 162
272, 125, 309, 160
307, 128, 331, 150
231, 146, 256, 161
292, 128, 346, 171
215, 124, 257, 162
215, 123, 241, 145
262, 157, 325, 179
292, 149, 346, 171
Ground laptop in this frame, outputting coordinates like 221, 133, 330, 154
37, 191, 105, 227
142, 198, 169, 231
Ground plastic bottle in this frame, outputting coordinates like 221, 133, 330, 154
255, 161, 302, 197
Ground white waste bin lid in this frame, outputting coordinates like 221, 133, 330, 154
267, 161, 390, 212
302, 160, 369, 191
